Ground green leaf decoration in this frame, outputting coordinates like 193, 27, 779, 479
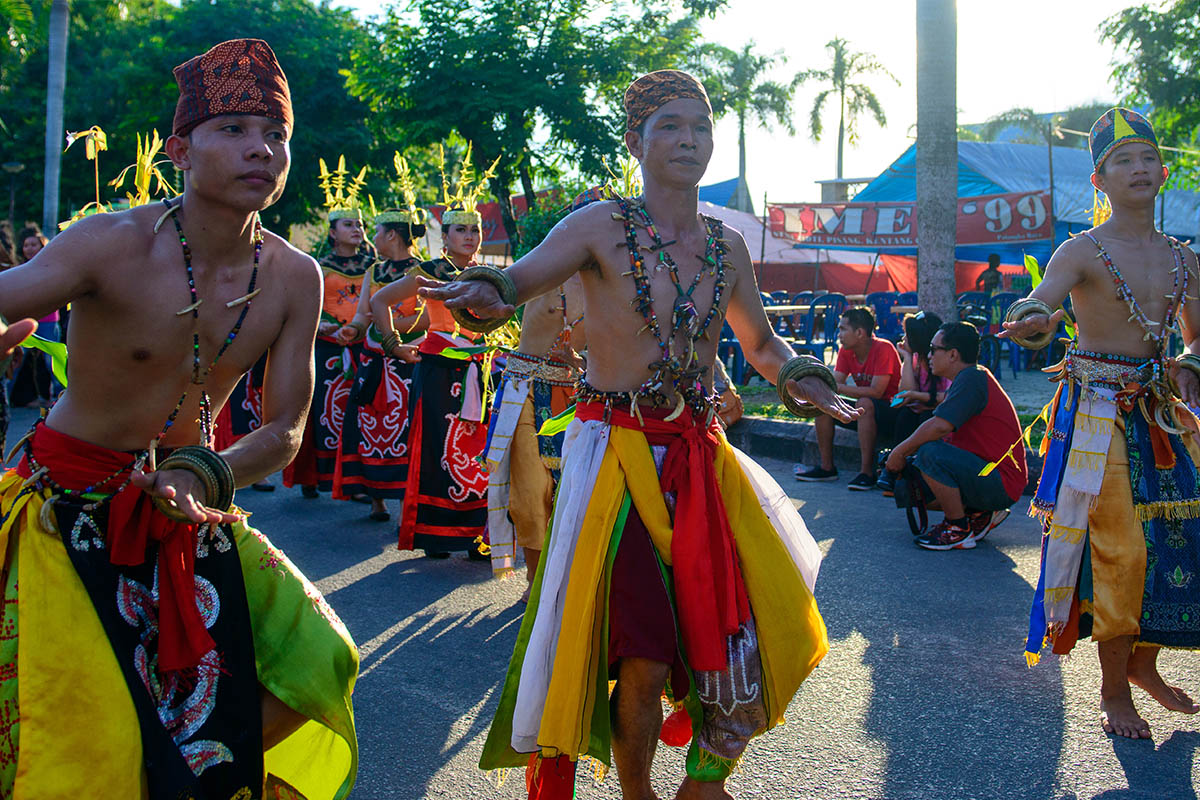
537, 405, 576, 437
23, 334, 68, 387
1024, 254, 1043, 288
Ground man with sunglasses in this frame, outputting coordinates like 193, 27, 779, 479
884, 321, 1027, 549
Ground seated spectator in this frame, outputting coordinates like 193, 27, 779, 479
796, 305, 902, 490
884, 321, 1028, 550
876, 311, 950, 494
11, 224, 57, 407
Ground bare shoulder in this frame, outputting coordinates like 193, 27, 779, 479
1047, 232, 1097, 270
556, 199, 621, 237
50, 203, 159, 260
261, 229, 320, 284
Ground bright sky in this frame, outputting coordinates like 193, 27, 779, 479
338, 0, 1130, 205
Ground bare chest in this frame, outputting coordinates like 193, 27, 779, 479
1076, 234, 1186, 337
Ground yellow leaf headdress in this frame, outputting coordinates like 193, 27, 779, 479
375, 152, 429, 227
438, 143, 499, 226
319, 154, 369, 223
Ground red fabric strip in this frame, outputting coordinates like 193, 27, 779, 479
18, 423, 215, 671
575, 401, 750, 672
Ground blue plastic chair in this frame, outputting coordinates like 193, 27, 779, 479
956, 291, 990, 311
770, 290, 790, 305
988, 291, 1023, 376
791, 291, 815, 307
760, 291, 776, 307
717, 321, 746, 384
898, 291, 918, 306
794, 293, 847, 362
865, 291, 901, 342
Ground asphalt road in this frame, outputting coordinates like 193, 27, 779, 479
8, 406, 1200, 799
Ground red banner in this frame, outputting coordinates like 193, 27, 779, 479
768, 191, 1052, 248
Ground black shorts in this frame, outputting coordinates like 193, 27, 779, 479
834, 396, 901, 444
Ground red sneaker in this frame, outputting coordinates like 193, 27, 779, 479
915, 519, 975, 550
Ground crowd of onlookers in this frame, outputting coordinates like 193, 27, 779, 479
793, 302, 1028, 552
1, 220, 61, 408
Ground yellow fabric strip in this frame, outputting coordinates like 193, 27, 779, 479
1133, 498, 1200, 522
611, 428, 673, 564
0, 474, 147, 799
711, 439, 828, 728
536, 448, 626, 756
1067, 450, 1106, 472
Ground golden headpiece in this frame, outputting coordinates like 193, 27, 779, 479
319, 155, 368, 223
438, 143, 499, 227
375, 152, 429, 226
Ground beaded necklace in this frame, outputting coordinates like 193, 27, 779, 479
15, 200, 263, 516
1081, 230, 1188, 349
607, 195, 730, 417
164, 198, 263, 457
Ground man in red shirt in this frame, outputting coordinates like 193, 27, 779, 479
797, 306, 902, 490
885, 321, 1028, 549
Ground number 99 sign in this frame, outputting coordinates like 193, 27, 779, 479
960, 191, 1051, 242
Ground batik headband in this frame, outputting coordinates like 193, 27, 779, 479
173, 38, 293, 137
624, 70, 712, 132
1089, 107, 1160, 171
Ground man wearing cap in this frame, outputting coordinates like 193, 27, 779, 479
0, 39, 358, 797
1003, 107, 1200, 739
423, 70, 858, 799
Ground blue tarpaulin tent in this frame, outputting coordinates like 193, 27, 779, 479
851, 141, 1200, 263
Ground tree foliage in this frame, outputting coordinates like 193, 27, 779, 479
0, 0, 378, 232
796, 37, 898, 178
979, 104, 1112, 148
1102, 1, 1200, 187
345, 0, 725, 247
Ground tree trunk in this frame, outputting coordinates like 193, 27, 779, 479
42, 0, 69, 236
915, 0, 957, 321
730, 111, 754, 213
519, 159, 536, 212
492, 174, 519, 258
836, 93, 845, 180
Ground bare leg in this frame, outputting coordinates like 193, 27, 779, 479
370, 497, 387, 516
676, 777, 734, 800
520, 547, 541, 603
261, 685, 308, 750
855, 397, 877, 475
611, 657, 670, 800
1098, 635, 1152, 739
1128, 643, 1200, 715
918, 471, 966, 521
814, 414, 835, 471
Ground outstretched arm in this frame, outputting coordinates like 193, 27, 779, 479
417, 203, 604, 317
723, 234, 860, 423
0, 213, 110, 320
998, 239, 1085, 341
1174, 248, 1200, 406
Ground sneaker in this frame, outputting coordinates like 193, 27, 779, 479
796, 466, 839, 482
301, 485, 319, 499
847, 473, 877, 491
915, 519, 976, 550
876, 470, 896, 496
969, 508, 1010, 542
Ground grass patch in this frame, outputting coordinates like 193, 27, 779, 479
742, 402, 793, 420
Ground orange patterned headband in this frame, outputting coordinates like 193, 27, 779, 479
624, 70, 711, 132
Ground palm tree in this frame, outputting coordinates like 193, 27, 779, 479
796, 37, 898, 179
690, 42, 794, 212
915, 0, 957, 320
42, 0, 69, 235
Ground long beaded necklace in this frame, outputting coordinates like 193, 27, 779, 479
592, 195, 729, 418
1081, 230, 1189, 348
15, 199, 264, 518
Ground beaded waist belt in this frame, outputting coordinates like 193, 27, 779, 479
503, 351, 576, 386
1064, 347, 1159, 389
575, 376, 720, 417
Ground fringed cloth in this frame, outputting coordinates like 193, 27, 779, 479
485, 354, 576, 578
1025, 349, 1200, 664
479, 401, 828, 791
0, 425, 359, 798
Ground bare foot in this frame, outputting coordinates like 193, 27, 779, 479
675, 776, 734, 800
518, 585, 531, 605
1129, 658, 1200, 715
1100, 694, 1152, 739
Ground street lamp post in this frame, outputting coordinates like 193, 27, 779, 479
1, 162, 24, 229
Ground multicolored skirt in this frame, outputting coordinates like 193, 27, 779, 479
397, 351, 489, 552
333, 332, 417, 500
284, 337, 360, 492
1026, 349, 1200, 663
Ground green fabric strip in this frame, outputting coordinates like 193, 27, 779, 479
21, 335, 67, 388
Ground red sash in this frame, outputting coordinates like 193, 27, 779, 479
18, 423, 215, 671
576, 401, 750, 672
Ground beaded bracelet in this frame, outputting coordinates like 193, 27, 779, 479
379, 331, 404, 358
449, 266, 518, 334
152, 446, 235, 522
777, 355, 837, 418
1004, 297, 1056, 350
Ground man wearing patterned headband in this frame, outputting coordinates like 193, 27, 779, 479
0, 38, 358, 797
1003, 107, 1200, 739
423, 69, 858, 799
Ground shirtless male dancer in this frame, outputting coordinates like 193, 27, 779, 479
424, 70, 857, 800
0, 39, 357, 797
1004, 107, 1200, 740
